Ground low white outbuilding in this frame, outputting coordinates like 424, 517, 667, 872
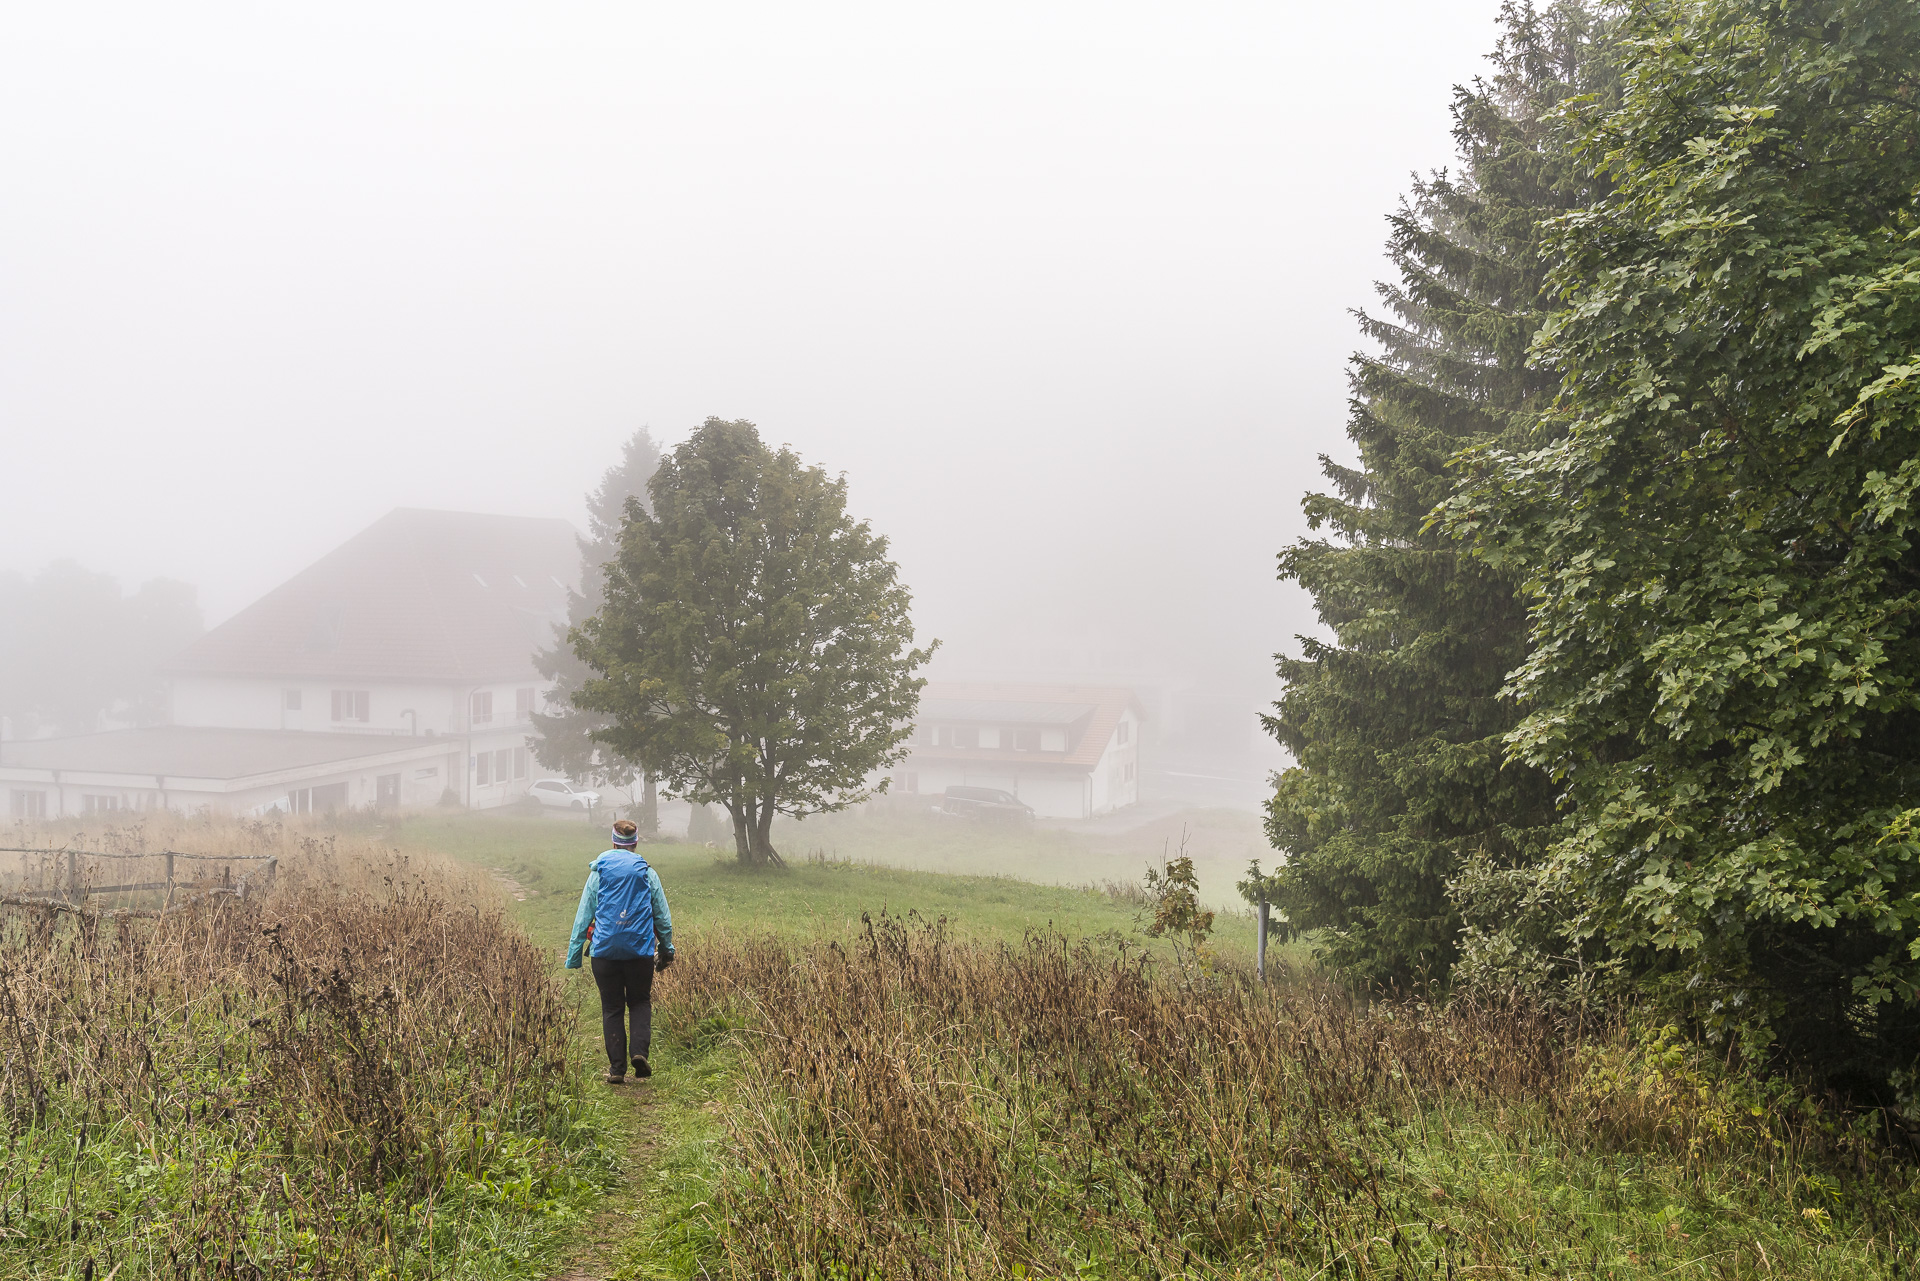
896, 682, 1142, 818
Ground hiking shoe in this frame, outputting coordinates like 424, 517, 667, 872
604, 1072, 626, 1085
631, 1054, 653, 1079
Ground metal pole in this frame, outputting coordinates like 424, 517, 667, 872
1256, 900, 1270, 982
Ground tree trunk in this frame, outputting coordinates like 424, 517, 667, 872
728, 803, 755, 866
639, 771, 658, 837
751, 800, 783, 867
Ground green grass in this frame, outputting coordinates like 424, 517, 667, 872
391, 808, 1302, 1279
393, 809, 1919, 1281
769, 803, 1274, 911
391, 808, 1284, 964
0, 822, 605, 1281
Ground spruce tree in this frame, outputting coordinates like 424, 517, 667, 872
1259, 2, 1611, 988
532, 428, 663, 829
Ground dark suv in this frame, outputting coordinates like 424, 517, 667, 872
940, 785, 1035, 824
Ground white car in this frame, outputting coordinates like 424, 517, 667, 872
528, 779, 602, 809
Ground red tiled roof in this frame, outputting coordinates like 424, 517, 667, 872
912, 682, 1141, 770
165, 508, 578, 683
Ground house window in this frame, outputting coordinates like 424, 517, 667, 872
1116, 721, 1131, 745
84, 795, 121, 813
331, 690, 370, 722
1041, 729, 1067, 752
471, 692, 493, 725
513, 747, 528, 780
493, 748, 511, 784
283, 689, 302, 711
904, 771, 918, 794
1014, 729, 1041, 752
474, 753, 491, 786
414, 766, 440, 780
516, 688, 535, 721
952, 726, 979, 749
9, 790, 46, 819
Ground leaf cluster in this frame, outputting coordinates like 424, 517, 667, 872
1442, 0, 1920, 1092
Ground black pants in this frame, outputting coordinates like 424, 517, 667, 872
590, 955, 655, 1075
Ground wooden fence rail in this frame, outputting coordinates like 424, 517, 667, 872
0, 847, 278, 918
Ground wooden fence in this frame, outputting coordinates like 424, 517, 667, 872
0, 847, 278, 918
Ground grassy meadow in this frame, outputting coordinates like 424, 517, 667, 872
0, 817, 612, 1281
6, 808, 1916, 1279
401, 808, 1920, 1281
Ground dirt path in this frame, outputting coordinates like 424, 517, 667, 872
544, 1079, 675, 1281
480, 861, 683, 1278
487, 867, 535, 901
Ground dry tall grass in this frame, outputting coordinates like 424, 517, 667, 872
0, 817, 597, 1279
661, 912, 1919, 1279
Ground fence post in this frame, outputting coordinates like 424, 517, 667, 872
1256, 900, 1270, 982
67, 850, 80, 905
164, 852, 175, 912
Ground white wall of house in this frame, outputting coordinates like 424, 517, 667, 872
167, 674, 551, 812
171, 676, 550, 738
899, 704, 1140, 819
0, 745, 465, 820
465, 727, 539, 808
900, 763, 1093, 819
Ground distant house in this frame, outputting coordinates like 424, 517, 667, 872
0, 726, 462, 819
0, 508, 577, 819
899, 682, 1142, 818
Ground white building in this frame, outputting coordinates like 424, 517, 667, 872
0, 726, 463, 818
898, 682, 1142, 818
1, 508, 578, 819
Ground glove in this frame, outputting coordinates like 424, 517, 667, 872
656, 945, 675, 973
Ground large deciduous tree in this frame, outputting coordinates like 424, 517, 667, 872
1258, 2, 1611, 989
573, 418, 933, 868
1444, 0, 1920, 1091
532, 428, 663, 829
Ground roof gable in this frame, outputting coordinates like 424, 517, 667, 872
166, 508, 579, 683
915, 681, 1141, 768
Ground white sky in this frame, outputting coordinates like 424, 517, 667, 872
2, 1, 1505, 711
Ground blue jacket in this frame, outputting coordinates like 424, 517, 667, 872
565, 850, 673, 968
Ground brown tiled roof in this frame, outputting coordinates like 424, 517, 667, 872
912, 682, 1141, 770
166, 508, 578, 683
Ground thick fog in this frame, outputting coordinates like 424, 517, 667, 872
3, 1, 1503, 778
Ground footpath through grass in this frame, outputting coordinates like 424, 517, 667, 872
403, 810, 1920, 1280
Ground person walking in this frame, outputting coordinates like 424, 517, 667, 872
566, 818, 675, 1083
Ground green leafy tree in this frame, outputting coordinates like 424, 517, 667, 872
1443, 0, 1920, 1090
0, 562, 202, 735
573, 418, 934, 868
1260, 2, 1612, 988
532, 428, 663, 828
